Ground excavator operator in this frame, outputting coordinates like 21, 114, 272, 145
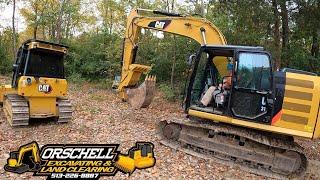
200, 60, 233, 107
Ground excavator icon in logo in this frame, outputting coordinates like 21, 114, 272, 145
4, 141, 41, 174
115, 142, 156, 174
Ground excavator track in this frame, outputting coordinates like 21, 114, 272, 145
158, 118, 307, 179
3, 94, 29, 126
57, 98, 72, 123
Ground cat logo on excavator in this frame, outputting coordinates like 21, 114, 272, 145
148, 20, 171, 30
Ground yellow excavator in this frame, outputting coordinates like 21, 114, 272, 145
4, 141, 41, 174
115, 8, 320, 178
0, 39, 72, 126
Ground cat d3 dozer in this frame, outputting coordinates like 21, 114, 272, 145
0, 39, 72, 126
116, 8, 320, 179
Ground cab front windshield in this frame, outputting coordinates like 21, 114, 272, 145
25, 49, 65, 79
236, 53, 271, 90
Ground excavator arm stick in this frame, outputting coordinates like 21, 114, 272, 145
117, 8, 227, 108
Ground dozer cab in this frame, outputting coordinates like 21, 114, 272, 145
116, 9, 320, 178
0, 39, 72, 126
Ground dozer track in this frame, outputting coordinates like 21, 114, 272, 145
158, 118, 307, 179
57, 98, 72, 123
3, 94, 29, 126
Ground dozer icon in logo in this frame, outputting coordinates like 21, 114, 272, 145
115, 142, 156, 174
4, 141, 156, 179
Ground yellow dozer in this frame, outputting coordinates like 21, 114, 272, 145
0, 39, 72, 126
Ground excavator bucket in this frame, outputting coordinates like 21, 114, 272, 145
126, 75, 156, 109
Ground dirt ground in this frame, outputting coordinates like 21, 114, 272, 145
0, 76, 319, 179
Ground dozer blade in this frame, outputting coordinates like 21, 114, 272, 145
126, 75, 156, 109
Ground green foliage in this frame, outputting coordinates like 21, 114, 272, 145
65, 32, 122, 81
0, 28, 15, 75
136, 32, 199, 92
95, 79, 114, 90
0, 49, 11, 74
67, 73, 85, 84
159, 83, 175, 102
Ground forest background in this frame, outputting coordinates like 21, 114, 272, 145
0, 0, 319, 100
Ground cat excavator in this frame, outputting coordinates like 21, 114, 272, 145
116, 8, 320, 178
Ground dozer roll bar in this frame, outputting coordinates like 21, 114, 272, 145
118, 8, 227, 108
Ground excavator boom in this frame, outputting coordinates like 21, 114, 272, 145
117, 8, 227, 108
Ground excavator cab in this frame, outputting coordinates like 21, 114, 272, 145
186, 45, 273, 124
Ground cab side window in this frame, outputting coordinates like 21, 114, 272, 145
236, 53, 271, 90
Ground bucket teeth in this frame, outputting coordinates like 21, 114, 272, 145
126, 75, 156, 109
145, 75, 156, 82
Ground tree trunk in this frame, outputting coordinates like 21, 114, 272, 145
170, 1, 176, 90
171, 0, 174, 12
33, 2, 38, 39
104, 0, 109, 33
65, 13, 71, 40
109, 8, 113, 34
272, 0, 281, 70
280, 0, 289, 66
51, 24, 55, 40
200, 0, 205, 16
12, 0, 16, 59
311, 30, 319, 58
42, 25, 46, 40
170, 35, 177, 90
56, 0, 67, 43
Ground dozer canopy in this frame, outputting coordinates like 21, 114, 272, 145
11, 39, 68, 87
